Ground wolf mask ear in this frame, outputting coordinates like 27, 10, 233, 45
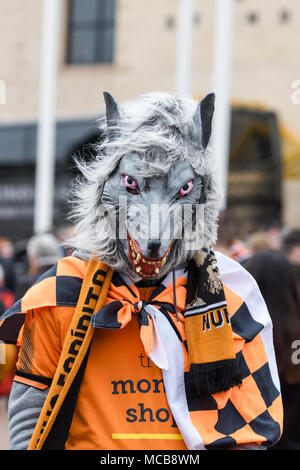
103, 91, 123, 140
193, 92, 215, 149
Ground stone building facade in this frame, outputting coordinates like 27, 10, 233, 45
0, 0, 299, 237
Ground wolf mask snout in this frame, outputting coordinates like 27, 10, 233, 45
147, 239, 161, 258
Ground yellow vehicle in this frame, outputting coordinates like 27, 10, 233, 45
227, 104, 283, 235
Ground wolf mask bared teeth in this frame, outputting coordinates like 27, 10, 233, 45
71, 91, 220, 281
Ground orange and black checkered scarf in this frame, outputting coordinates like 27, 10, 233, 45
184, 249, 242, 395
91, 248, 242, 395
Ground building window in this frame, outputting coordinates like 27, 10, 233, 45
0, 124, 37, 165
67, 0, 116, 64
166, 16, 176, 29
246, 11, 259, 24
0, 119, 99, 166
279, 8, 291, 24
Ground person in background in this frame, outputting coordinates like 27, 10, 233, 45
213, 211, 235, 258
264, 223, 282, 252
0, 298, 5, 316
243, 250, 300, 450
15, 233, 60, 299
0, 237, 16, 295
246, 231, 273, 255
0, 264, 14, 312
214, 211, 252, 263
281, 229, 300, 268
229, 238, 251, 263
0, 238, 14, 260
55, 223, 75, 258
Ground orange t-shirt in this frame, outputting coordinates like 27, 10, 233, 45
66, 315, 186, 450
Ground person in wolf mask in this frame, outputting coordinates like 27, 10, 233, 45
1, 92, 282, 450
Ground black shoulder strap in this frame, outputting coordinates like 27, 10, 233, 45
42, 345, 91, 450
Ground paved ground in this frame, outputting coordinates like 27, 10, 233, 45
0, 398, 9, 450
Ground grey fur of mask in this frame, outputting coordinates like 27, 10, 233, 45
69, 91, 221, 281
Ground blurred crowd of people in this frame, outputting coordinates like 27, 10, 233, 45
0, 214, 300, 449
0, 224, 74, 406
215, 211, 300, 450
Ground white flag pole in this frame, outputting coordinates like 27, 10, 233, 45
34, 0, 60, 234
175, 0, 195, 95
211, 0, 235, 209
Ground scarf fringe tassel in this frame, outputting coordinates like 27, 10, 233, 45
185, 363, 242, 396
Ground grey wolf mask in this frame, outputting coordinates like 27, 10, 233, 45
70, 91, 221, 282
